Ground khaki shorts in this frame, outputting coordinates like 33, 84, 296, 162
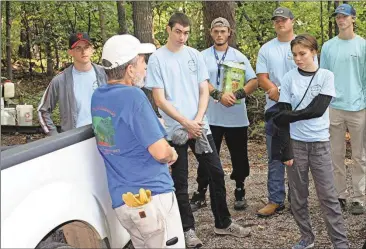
115, 191, 185, 248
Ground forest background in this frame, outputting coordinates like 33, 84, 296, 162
1, 1, 365, 138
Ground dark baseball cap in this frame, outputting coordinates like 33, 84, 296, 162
332, 4, 356, 17
69, 32, 92, 49
271, 7, 294, 20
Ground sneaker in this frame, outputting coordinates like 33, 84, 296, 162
292, 240, 314, 249
256, 202, 285, 217
184, 229, 203, 248
234, 188, 248, 210
190, 191, 207, 212
338, 198, 347, 211
350, 202, 365, 215
214, 222, 251, 238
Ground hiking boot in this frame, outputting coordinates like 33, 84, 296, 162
338, 198, 347, 211
350, 202, 364, 215
184, 229, 203, 248
234, 188, 248, 210
256, 202, 285, 217
292, 239, 314, 249
190, 191, 207, 212
214, 221, 251, 238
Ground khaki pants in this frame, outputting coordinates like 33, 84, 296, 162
115, 192, 185, 248
330, 107, 366, 204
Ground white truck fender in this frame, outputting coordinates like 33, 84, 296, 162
1, 182, 109, 248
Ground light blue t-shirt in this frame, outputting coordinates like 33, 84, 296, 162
91, 84, 174, 208
72, 67, 98, 127
320, 35, 366, 111
256, 38, 297, 110
279, 68, 336, 142
145, 45, 210, 140
201, 46, 257, 127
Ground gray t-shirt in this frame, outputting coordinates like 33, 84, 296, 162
145, 45, 210, 140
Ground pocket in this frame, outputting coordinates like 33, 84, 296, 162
127, 200, 165, 237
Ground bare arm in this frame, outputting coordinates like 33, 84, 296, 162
195, 80, 209, 122
152, 88, 202, 137
257, 73, 279, 102
243, 78, 258, 95
257, 73, 276, 92
148, 138, 177, 164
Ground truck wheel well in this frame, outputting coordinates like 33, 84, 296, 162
37, 220, 107, 249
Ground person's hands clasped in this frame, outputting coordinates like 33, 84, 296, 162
220, 92, 237, 107
267, 87, 280, 102
182, 119, 203, 138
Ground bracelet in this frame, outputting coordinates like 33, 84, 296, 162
234, 88, 247, 99
210, 89, 223, 101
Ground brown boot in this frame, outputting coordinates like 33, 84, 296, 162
256, 203, 285, 217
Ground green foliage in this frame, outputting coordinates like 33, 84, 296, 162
2, 1, 365, 131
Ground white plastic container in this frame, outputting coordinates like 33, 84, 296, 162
4, 80, 15, 99
1, 107, 16, 125
16, 104, 33, 126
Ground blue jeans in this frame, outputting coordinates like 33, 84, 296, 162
266, 133, 286, 205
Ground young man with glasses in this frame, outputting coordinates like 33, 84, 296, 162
38, 32, 107, 135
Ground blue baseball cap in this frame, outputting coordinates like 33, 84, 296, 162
332, 4, 356, 17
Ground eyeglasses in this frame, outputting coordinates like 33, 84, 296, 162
73, 45, 92, 52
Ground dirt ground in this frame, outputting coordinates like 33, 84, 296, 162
1, 133, 365, 248
187, 139, 365, 249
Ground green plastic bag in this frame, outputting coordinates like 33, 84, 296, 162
222, 61, 245, 104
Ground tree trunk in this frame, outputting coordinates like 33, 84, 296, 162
132, 1, 157, 111
19, 4, 28, 58
116, 0, 128, 34
334, 1, 340, 36
320, 1, 324, 47
54, 42, 59, 70
202, 1, 236, 48
132, 2, 154, 43
98, 3, 107, 43
328, 1, 333, 39
6, 1, 13, 80
44, 22, 54, 76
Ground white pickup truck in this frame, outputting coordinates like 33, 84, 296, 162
1, 125, 130, 248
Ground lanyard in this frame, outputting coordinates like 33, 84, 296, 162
213, 46, 229, 86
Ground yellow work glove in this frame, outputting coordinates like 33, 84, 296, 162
122, 188, 152, 207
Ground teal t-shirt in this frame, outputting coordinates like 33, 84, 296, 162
145, 46, 210, 140
279, 68, 336, 142
201, 46, 256, 127
320, 35, 366, 111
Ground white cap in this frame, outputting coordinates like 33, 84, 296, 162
101, 34, 156, 69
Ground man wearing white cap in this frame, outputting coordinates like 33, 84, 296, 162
91, 34, 184, 248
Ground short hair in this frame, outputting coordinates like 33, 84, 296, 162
104, 56, 139, 82
168, 12, 191, 29
290, 34, 318, 53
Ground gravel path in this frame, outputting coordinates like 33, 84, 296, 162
188, 140, 365, 248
